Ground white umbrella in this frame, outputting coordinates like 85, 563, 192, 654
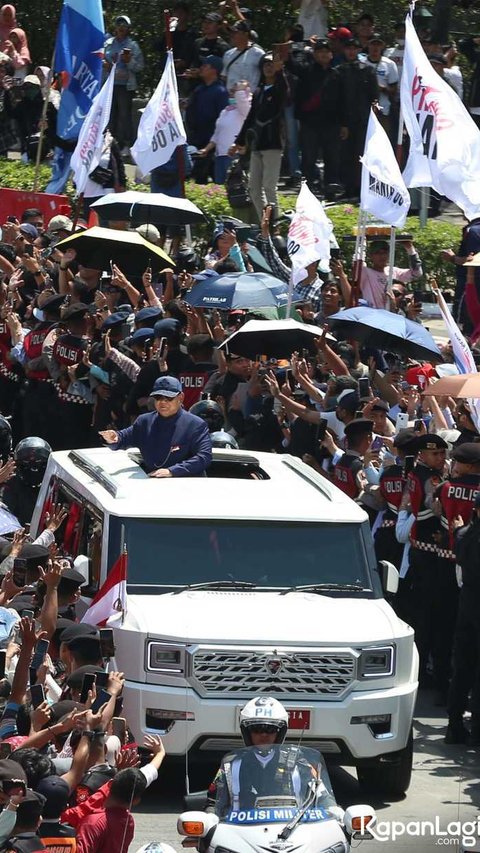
218, 318, 335, 359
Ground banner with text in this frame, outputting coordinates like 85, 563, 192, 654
360, 109, 410, 228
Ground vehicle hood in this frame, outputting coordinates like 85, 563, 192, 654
125, 591, 403, 644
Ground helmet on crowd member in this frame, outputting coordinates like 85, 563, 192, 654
211, 430, 239, 449
14, 437, 51, 487
240, 697, 289, 745
190, 400, 225, 432
0, 416, 12, 464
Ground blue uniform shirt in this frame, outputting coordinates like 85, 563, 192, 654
112, 408, 212, 476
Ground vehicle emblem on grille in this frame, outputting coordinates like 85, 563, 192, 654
265, 657, 283, 674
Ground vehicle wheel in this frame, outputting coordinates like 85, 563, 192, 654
357, 730, 413, 797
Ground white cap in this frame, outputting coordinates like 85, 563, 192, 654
136, 223, 160, 245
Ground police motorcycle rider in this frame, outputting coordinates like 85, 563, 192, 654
207, 697, 337, 818
2, 437, 51, 526
190, 400, 225, 433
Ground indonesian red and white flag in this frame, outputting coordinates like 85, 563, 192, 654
81, 549, 127, 627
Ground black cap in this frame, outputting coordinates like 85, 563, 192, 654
49, 700, 85, 723
416, 434, 448, 450
393, 428, 417, 450
232, 20, 251, 31
61, 565, 87, 586
371, 399, 390, 412
66, 664, 106, 691
0, 759, 27, 784
312, 38, 331, 50
135, 306, 164, 325
336, 390, 360, 412
344, 418, 374, 438
36, 776, 69, 819
42, 293, 65, 314
368, 32, 385, 43
451, 442, 480, 464
203, 11, 222, 21
344, 37, 360, 47
101, 310, 130, 331
18, 543, 49, 562
62, 302, 89, 321
60, 622, 99, 646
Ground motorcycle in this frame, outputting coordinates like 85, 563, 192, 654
178, 744, 376, 853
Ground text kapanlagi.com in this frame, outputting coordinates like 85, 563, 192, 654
359, 817, 480, 846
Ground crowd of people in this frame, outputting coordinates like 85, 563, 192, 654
1, 1, 479, 211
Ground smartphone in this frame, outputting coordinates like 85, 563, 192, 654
201, 392, 211, 401
0, 650, 6, 681
355, 410, 364, 419
6, 216, 17, 223
0, 742, 12, 759
414, 418, 424, 431
395, 412, 409, 432
2, 781, 26, 798
112, 717, 127, 743
413, 289, 423, 304
29, 665, 37, 687
21, 609, 34, 620
80, 672, 96, 704
13, 559, 27, 587
316, 418, 328, 442
99, 628, 115, 659
95, 670, 109, 689
330, 247, 341, 260
91, 688, 112, 714
358, 377, 370, 398
31, 638, 49, 672
30, 683, 45, 709
157, 337, 167, 360
302, 348, 310, 360
114, 695, 124, 716
404, 455, 416, 477
22, 245, 33, 258
371, 435, 384, 451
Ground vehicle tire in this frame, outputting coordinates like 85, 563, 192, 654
357, 729, 413, 797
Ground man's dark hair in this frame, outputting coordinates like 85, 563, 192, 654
0, 243, 16, 265
331, 375, 358, 395
15, 795, 45, 831
69, 637, 103, 666
110, 768, 147, 806
214, 258, 237, 274
21, 208, 42, 223
187, 334, 214, 360
11, 748, 55, 789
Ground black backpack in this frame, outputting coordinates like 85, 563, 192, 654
225, 158, 251, 208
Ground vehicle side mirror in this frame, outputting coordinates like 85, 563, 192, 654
183, 792, 209, 811
379, 560, 399, 595
343, 805, 376, 840
73, 554, 90, 586
177, 810, 218, 838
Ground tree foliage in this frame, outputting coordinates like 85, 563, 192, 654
14, 0, 480, 94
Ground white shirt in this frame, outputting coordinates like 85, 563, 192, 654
222, 44, 265, 92
211, 89, 252, 155
297, 0, 328, 39
360, 55, 398, 116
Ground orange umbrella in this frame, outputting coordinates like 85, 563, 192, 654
423, 373, 480, 398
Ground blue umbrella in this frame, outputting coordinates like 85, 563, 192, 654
184, 272, 290, 310
325, 307, 443, 363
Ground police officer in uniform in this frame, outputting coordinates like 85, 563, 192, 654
406, 433, 448, 687
20, 294, 64, 444
2, 438, 51, 526
49, 304, 92, 450
0, 308, 23, 431
445, 493, 480, 744
332, 418, 373, 509
374, 429, 418, 568
207, 697, 337, 817
435, 443, 480, 708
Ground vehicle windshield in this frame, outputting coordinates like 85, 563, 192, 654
110, 518, 373, 591
216, 744, 336, 824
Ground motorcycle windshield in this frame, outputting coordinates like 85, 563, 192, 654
218, 744, 336, 825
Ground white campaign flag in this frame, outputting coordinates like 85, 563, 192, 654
131, 50, 186, 174
287, 182, 333, 287
70, 65, 116, 195
434, 286, 480, 432
360, 109, 410, 228
401, 10, 480, 220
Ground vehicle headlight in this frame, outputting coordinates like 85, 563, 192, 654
146, 641, 186, 674
358, 646, 395, 678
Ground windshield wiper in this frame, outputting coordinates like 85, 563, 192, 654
281, 583, 368, 595
172, 579, 257, 594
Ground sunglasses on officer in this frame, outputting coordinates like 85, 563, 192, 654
249, 724, 278, 734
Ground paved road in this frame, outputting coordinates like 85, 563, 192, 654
131, 689, 480, 852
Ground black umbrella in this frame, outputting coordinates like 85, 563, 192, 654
90, 191, 205, 225
218, 319, 335, 359
325, 307, 443, 362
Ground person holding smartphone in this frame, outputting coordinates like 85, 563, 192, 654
103, 15, 144, 156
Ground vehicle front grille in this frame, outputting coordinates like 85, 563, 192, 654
189, 647, 356, 700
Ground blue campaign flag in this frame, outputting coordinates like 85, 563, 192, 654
54, 0, 105, 141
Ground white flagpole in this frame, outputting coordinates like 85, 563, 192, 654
387, 225, 396, 309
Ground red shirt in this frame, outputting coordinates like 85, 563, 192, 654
75, 807, 134, 853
